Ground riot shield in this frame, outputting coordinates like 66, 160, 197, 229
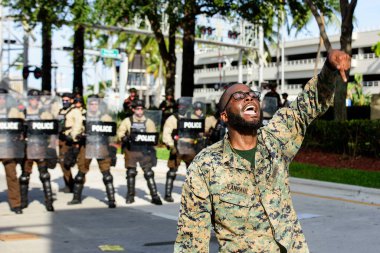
129, 110, 162, 148
176, 97, 206, 156
25, 95, 59, 159
262, 96, 279, 119
0, 93, 25, 159
85, 97, 117, 159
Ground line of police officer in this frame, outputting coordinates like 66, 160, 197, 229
1, 89, 226, 214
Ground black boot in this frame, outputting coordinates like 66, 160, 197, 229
68, 172, 85, 205
144, 168, 162, 205
103, 171, 116, 208
125, 168, 137, 204
39, 168, 54, 212
164, 170, 177, 202
19, 172, 30, 209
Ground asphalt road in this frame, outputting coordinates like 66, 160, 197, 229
1, 157, 379, 253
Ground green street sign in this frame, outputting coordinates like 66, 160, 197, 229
100, 48, 120, 58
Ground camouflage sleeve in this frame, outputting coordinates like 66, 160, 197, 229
265, 61, 339, 159
163, 115, 176, 147
174, 160, 212, 253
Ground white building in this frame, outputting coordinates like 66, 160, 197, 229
184, 29, 380, 105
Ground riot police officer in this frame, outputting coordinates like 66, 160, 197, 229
57, 93, 84, 193
162, 97, 206, 202
117, 99, 162, 205
20, 89, 58, 212
0, 88, 24, 214
123, 88, 138, 117
68, 95, 116, 208
159, 88, 176, 125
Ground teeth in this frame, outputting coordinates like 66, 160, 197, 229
244, 105, 255, 112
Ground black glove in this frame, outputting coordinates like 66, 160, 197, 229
75, 133, 86, 144
122, 135, 130, 143
170, 145, 177, 156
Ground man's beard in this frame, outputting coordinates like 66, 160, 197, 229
226, 108, 262, 134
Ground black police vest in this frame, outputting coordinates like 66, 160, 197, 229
129, 117, 148, 151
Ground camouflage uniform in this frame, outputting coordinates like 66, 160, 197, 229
175, 63, 338, 252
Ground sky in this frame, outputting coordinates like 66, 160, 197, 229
3, 0, 380, 94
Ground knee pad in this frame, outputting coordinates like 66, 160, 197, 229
19, 173, 30, 185
143, 168, 154, 179
126, 167, 137, 178
167, 169, 177, 179
39, 171, 51, 182
102, 171, 113, 184
74, 172, 85, 184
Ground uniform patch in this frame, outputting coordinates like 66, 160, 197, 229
226, 183, 248, 194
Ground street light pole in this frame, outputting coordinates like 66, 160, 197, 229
135, 41, 142, 99
0, 5, 3, 83
119, 52, 129, 109
23, 30, 29, 94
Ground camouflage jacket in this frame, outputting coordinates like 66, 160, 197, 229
174, 63, 338, 253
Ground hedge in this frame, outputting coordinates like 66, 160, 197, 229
303, 119, 380, 158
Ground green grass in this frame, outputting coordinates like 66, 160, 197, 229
156, 147, 170, 160
290, 162, 380, 189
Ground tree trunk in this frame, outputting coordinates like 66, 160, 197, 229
146, 7, 177, 97
334, 0, 357, 121
73, 24, 85, 95
41, 22, 52, 92
181, 0, 196, 97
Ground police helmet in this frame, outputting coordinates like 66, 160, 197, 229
61, 92, 73, 99
27, 89, 41, 96
166, 88, 174, 96
87, 94, 99, 99
73, 96, 84, 104
177, 97, 192, 106
193, 101, 204, 110
132, 99, 145, 109
0, 88, 8, 94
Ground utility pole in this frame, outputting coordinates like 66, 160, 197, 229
118, 52, 128, 108
281, 9, 285, 93
23, 29, 29, 94
258, 23, 264, 89
0, 4, 3, 83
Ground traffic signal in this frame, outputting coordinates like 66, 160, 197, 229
22, 66, 29, 79
228, 31, 240, 39
34, 67, 42, 79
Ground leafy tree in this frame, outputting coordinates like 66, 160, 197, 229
180, 0, 231, 97
94, 0, 180, 96
2, 0, 69, 92
347, 73, 371, 106
373, 34, 380, 57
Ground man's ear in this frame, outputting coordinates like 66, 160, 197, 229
220, 111, 228, 123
